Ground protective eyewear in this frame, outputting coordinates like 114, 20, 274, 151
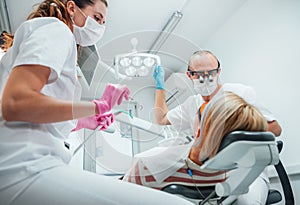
188, 68, 220, 79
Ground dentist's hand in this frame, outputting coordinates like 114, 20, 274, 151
94, 83, 130, 115
153, 65, 164, 90
72, 113, 115, 131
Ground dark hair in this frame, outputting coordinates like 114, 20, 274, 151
74, 0, 108, 8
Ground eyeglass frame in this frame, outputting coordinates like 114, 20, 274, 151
187, 59, 221, 78
187, 67, 221, 79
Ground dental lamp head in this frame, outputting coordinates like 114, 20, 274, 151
114, 38, 161, 78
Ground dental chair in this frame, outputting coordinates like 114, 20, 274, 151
162, 131, 295, 205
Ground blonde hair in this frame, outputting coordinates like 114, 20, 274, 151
197, 91, 267, 160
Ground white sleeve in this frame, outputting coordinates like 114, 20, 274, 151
167, 95, 203, 132
242, 86, 276, 122
13, 21, 74, 84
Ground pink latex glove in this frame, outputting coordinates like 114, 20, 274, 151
93, 84, 130, 115
96, 113, 115, 130
71, 113, 115, 131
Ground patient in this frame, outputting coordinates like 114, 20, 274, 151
123, 91, 267, 192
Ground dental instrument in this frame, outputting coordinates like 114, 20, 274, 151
72, 110, 133, 156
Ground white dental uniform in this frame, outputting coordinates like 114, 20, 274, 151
0, 17, 194, 205
167, 83, 276, 205
0, 17, 78, 190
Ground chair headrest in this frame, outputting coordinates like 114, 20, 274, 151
218, 131, 276, 152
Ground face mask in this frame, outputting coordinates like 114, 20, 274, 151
73, 11, 105, 47
193, 77, 218, 96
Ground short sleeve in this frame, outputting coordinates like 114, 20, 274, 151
167, 95, 204, 132
227, 83, 277, 122
13, 20, 74, 83
240, 85, 276, 121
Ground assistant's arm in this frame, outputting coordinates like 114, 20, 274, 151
2, 65, 97, 123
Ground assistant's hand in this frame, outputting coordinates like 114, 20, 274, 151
153, 65, 164, 90
97, 113, 115, 131
71, 113, 115, 131
93, 83, 130, 115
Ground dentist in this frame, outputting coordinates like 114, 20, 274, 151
0, 1, 194, 205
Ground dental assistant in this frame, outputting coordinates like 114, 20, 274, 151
0, 1, 194, 205
153, 50, 282, 205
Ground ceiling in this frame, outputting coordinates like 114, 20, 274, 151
4, 0, 248, 86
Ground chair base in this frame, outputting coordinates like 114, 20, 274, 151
162, 185, 282, 205
162, 184, 216, 200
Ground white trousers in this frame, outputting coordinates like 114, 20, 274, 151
234, 174, 270, 205
0, 165, 194, 205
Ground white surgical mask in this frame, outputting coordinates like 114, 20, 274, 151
73, 11, 105, 47
193, 77, 218, 96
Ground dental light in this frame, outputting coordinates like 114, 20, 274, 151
114, 38, 161, 78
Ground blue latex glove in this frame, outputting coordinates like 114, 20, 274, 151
153, 65, 165, 90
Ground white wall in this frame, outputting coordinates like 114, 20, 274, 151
203, 0, 300, 203
6, 0, 42, 33
204, 0, 300, 168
